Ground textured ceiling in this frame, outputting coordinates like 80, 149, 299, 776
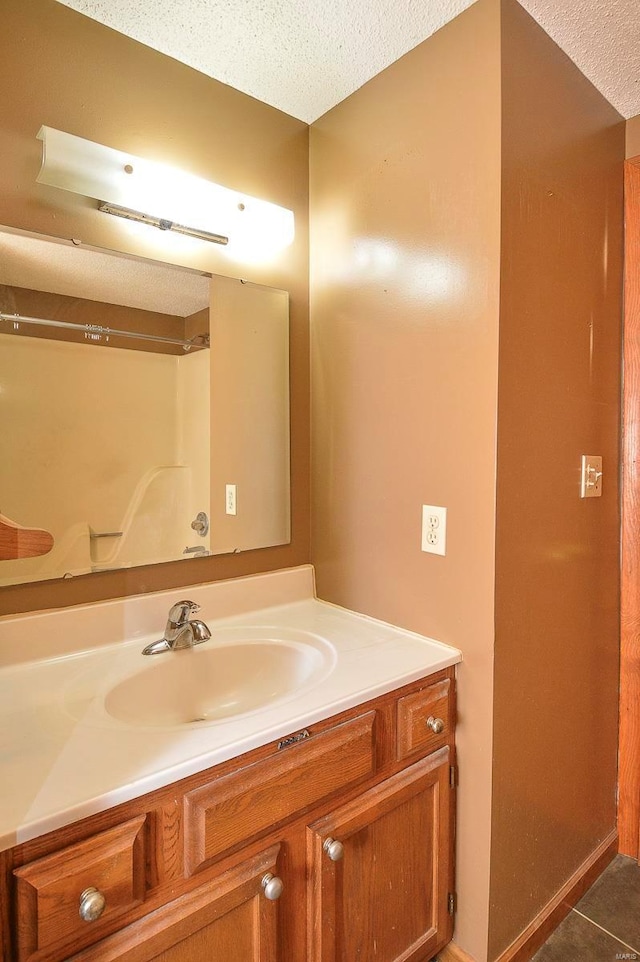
0, 230, 210, 316
55, 0, 640, 123
519, 0, 640, 120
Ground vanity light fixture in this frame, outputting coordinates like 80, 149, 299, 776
36, 126, 295, 254
97, 202, 229, 246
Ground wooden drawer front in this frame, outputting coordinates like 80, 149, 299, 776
14, 815, 147, 962
185, 711, 376, 874
397, 679, 452, 761
63, 845, 282, 962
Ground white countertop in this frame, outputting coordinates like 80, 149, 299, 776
0, 566, 460, 851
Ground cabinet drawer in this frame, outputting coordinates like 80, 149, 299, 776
13, 815, 147, 962
185, 711, 376, 874
56, 845, 283, 962
396, 678, 452, 761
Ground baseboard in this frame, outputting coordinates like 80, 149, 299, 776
493, 830, 618, 962
436, 830, 617, 962
437, 941, 478, 962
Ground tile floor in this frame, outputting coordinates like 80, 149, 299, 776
531, 855, 640, 962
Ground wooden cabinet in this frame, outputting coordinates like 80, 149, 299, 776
2, 669, 456, 962
66, 845, 282, 962
184, 711, 376, 875
13, 817, 147, 962
307, 749, 452, 962
396, 678, 452, 762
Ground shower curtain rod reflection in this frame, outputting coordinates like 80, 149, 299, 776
0, 311, 210, 350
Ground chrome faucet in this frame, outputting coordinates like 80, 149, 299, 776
142, 600, 212, 655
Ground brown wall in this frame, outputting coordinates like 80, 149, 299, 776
1, 0, 625, 954
626, 114, 640, 158
0, 0, 310, 615
0, 286, 194, 354
309, 2, 502, 958
310, 0, 624, 958
489, 1, 624, 958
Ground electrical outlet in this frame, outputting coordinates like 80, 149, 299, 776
225, 484, 237, 515
422, 505, 446, 556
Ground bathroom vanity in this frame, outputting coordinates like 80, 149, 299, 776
0, 567, 460, 962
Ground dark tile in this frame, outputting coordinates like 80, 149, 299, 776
576, 855, 640, 951
531, 909, 636, 962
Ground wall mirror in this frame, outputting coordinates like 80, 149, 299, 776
0, 226, 290, 588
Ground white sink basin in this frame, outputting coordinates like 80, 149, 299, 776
63, 627, 336, 728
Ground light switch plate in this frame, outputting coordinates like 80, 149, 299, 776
580, 455, 602, 498
225, 484, 237, 515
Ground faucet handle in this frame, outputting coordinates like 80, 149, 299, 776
167, 599, 200, 625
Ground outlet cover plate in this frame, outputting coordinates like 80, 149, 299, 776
421, 505, 446, 556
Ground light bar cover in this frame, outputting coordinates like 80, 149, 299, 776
36, 126, 295, 253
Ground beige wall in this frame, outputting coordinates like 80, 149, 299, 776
626, 114, 640, 158
0, 333, 181, 583
209, 276, 290, 553
310, 2, 503, 958
177, 348, 211, 557
0, 0, 309, 615
489, 2, 624, 957
310, 1, 623, 959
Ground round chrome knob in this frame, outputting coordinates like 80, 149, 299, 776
323, 837, 345, 862
261, 873, 284, 901
426, 715, 445, 734
190, 511, 209, 537
79, 887, 106, 922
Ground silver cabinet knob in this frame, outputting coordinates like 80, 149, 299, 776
261, 873, 284, 901
323, 837, 345, 861
426, 715, 445, 734
79, 887, 106, 922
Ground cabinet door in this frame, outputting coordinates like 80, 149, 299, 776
67, 844, 282, 962
307, 749, 452, 962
